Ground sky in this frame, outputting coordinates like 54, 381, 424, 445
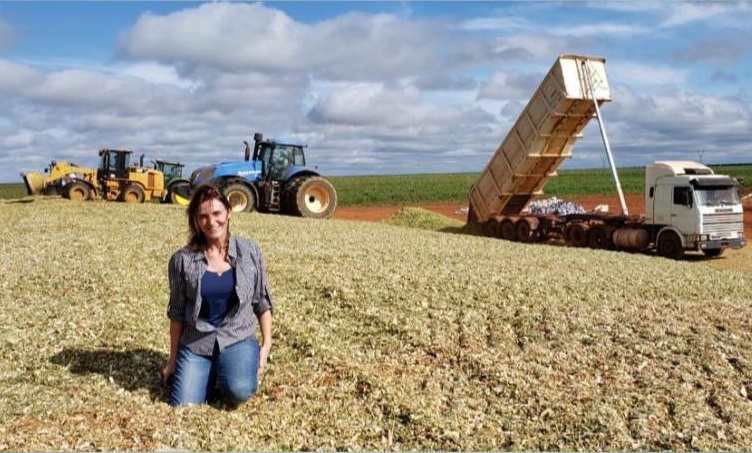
1, 1, 751, 183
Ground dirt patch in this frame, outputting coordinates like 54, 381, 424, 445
334, 194, 752, 239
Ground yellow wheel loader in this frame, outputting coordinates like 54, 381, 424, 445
97, 149, 166, 203
20, 160, 98, 200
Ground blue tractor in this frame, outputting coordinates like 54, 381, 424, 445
187, 132, 337, 218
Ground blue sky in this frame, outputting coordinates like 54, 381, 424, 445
1, 1, 751, 183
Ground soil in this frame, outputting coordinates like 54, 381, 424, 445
333, 194, 752, 239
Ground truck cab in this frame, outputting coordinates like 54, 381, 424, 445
645, 161, 746, 255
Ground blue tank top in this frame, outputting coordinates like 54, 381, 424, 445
199, 268, 237, 327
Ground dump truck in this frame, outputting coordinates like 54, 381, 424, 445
468, 54, 746, 259
186, 132, 337, 218
20, 160, 98, 199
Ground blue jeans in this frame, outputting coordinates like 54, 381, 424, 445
170, 337, 260, 406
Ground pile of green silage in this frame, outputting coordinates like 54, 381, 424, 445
1, 197, 751, 451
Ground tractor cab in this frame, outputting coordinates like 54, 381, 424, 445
153, 159, 185, 181
250, 133, 307, 181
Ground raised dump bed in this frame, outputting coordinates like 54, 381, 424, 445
468, 54, 612, 224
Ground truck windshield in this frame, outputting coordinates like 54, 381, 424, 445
695, 186, 741, 207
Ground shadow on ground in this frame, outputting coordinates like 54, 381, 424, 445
50, 347, 169, 403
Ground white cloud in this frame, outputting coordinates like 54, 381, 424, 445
460, 16, 531, 32
596, 84, 752, 166
306, 82, 493, 132
0, 59, 44, 91
477, 71, 540, 101
118, 3, 449, 81
549, 23, 650, 38
607, 62, 688, 90
117, 62, 198, 90
0, 17, 12, 51
659, 3, 745, 28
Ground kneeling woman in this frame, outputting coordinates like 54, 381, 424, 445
161, 185, 273, 406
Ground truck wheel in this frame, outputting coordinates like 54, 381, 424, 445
515, 218, 538, 243
657, 231, 684, 260
65, 181, 90, 201
587, 226, 614, 250
565, 223, 589, 247
500, 219, 516, 241
121, 184, 145, 203
223, 183, 255, 213
702, 248, 725, 258
484, 217, 501, 238
290, 176, 337, 219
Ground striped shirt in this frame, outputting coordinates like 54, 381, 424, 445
167, 235, 274, 356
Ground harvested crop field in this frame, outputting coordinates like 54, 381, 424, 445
2, 197, 752, 451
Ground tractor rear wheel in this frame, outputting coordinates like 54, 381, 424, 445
223, 183, 255, 213
121, 183, 145, 203
65, 181, 90, 201
287, 176, 337, 218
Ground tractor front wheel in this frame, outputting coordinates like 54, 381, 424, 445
121, 183, 146, 203
168, 182, 191, 206
287, 177, 337, 218
223, 183, 255, 213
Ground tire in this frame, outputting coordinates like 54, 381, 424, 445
121, 183, 145, 203
287, 176, 337, 219
565, 223, 589, 247
500, 219, 517, 241
65, 181, 90, 201
44, 186, 62, 197
702, 248, 725, 258
484, 218, 501, 238
657, 231, 684, 260
515, 219, 537, 243
587, 226, 614, 250
168, 182, 191, 206
223, 183, 255, 213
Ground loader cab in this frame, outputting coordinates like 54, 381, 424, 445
98, 149, 133, 180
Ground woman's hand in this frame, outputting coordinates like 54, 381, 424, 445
161, 363, 176, 386
258, 343, 271, 378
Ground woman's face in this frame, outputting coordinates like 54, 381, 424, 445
196, 198, 230, 243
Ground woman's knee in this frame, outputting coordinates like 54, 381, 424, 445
223, 379, 258, 403
170, 346, 213, 406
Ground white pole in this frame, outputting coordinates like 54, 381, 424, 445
582, 60, 629, 216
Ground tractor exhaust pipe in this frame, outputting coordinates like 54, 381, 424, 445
252, 132, 264, 161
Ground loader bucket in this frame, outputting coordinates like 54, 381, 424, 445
20, 172, 44, 195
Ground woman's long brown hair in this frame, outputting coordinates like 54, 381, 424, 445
186, 185, 233, 252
